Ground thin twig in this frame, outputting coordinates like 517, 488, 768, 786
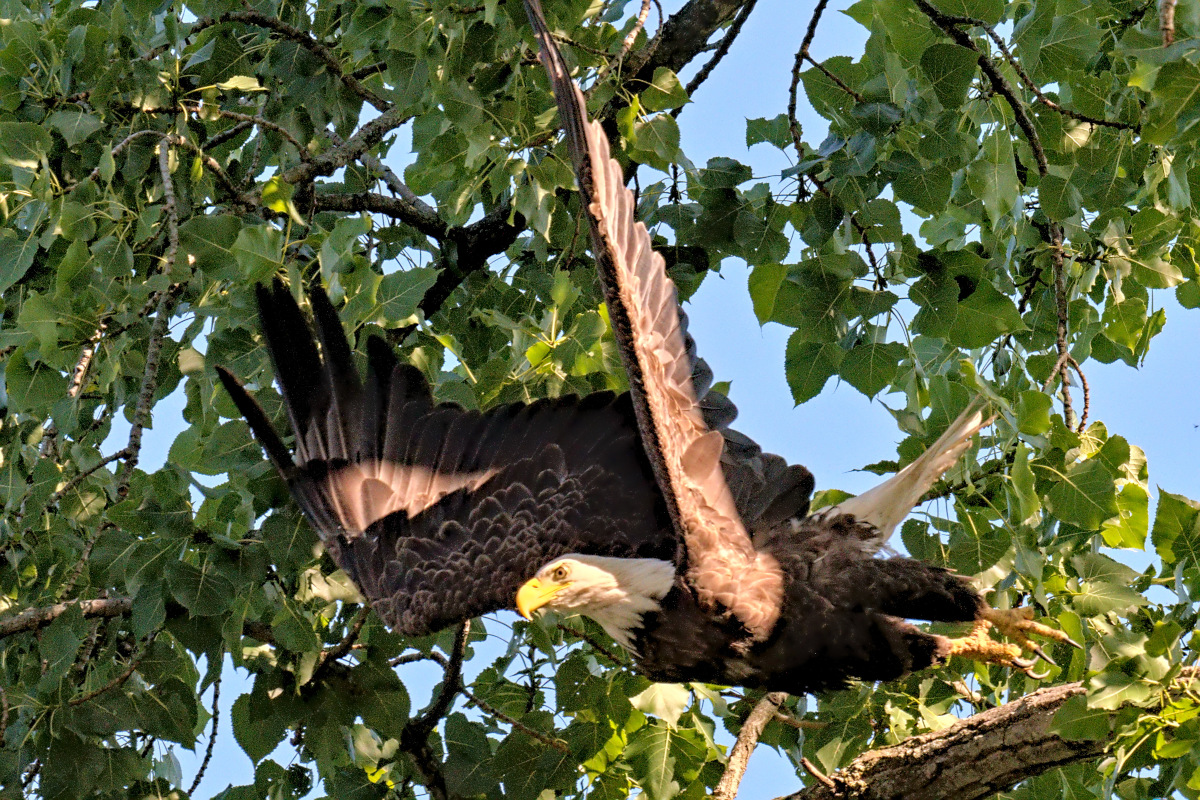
1069, 354, 1090, 431
803, 55, 866, 102
390, 651, 448, 668
42, 448, 132, 510
966, 22, 1136, 130
558, 624, 626, 665
68, 631, 157, 706
462, 685, 570, 753
714, 692, 787, 800
676, 0, 758, 111
144, 11, 389, 111
311, 606, 370, 683
789, 0, 833, 153
202, 119, 253, 151
188, 670, 222, 795
911, 0, 1075, 427
800, 757, 837, 790
198, 106, 308, 155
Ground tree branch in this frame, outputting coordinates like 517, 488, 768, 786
147, 11, 389, 111
911, 0, 1074, 427
715, 691, 787, 800
781, 669, 1200, 800
675, 0, 758, 113
414, 204, 524, 322
314, 191, 447, 240
0, 598, 134, 640
399, 621, 471, 800
188, 669, 222, 795
67, 631, 157, 706
281, 107, 409, 186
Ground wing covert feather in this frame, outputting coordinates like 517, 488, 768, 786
523, 0, 782, 638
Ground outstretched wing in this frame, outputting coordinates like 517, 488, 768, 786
218, 281, 673, 636
523, 0, 783, 639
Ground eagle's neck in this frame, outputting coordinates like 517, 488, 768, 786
569, 556, 675, 651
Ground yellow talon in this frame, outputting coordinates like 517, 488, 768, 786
947, 606, 1081, 678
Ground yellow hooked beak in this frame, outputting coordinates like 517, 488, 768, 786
516, 577, 571, 620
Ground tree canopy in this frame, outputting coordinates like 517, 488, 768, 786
1, 0, 1199, 799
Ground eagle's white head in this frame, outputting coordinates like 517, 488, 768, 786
515, 555, 675, 650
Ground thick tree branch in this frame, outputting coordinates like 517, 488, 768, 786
0, 598, 134, 640
676, 0, 758, 111
314, 192, 447, 240
782, 669, 1200, 800
415, 205, 524, 322
623, 0, 753, 84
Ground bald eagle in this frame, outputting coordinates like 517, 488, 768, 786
216, 0, 1077, 692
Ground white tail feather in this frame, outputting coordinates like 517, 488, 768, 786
830, 399, 993, 542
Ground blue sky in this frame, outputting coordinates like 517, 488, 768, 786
148, 0, 1199, 795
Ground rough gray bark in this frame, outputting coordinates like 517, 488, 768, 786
782, 682, 1100, 800
779, 671, 1199, 800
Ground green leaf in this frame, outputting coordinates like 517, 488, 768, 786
217, 75, 265, 91
1045, 459, 1119, 530
166, 559, 235, 616
838, 342, 905, 397
746, 114, 792, 149
1051, 695, 1112, 740
948, 506, 1011, 574
1016, 391, 1052, 435
891, 163, 952, 212
631, 114, 680, 171
0, 121, 52, 167
785, 336, 844, 403
642, 68, 688, 112
626, 723, 679, 800
232, 226, 284, 284
920, 43, 978, 108
851, 102, 902, 136
630, 683, 690, 727
1040, 174, 1082, 221
5, 347, 63, 414
231, 694, 288, 763
935, 0, 1003, 23
0, 228, 37, 295
1151, 490, 1200, 567
1100, 483, 1149, 550
948, 281, 1025, 347
48, 109, 103, 147
377, 267, 439, 324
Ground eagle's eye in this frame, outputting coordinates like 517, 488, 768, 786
551, 564, 570, 582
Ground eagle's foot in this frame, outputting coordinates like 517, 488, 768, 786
947, 607, 1081, 678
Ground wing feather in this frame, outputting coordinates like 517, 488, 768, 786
523, 0, 782, 637
219, 280, 674, 636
